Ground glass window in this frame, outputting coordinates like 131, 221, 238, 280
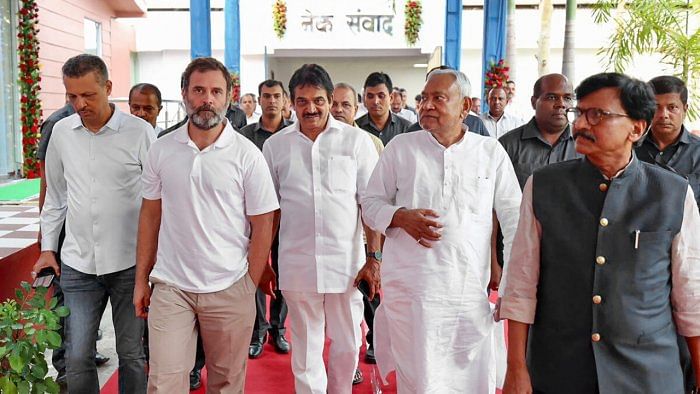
0, 0, 20, 177
84, 18, 102, 56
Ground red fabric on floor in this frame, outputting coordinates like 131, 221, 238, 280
101, 339, 396, 393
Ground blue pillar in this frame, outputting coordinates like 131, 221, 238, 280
224, 0, 240, 74
190, 0, 212, 59
444, 0, 462, 69
481, 0, 507, 111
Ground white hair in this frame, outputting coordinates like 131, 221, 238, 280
427, 68, 471, 99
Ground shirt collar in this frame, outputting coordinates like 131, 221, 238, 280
173, 118, 236, 149
288, 114, 342, 137
70, 104, 122, 133
521, 117, 573, 144
254, 117, 289, 133
644, 125, 691, 150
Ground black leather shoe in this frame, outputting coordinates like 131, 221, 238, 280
248, 334, 266, 359
352, 368, 363, 385
364, 345, 376, 364
190, 368, 202, 390
95, 352, 110, 366
55, 370, 67, 386
270, 333, 290, 354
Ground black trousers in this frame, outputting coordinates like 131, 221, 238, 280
252, 234, 287, 340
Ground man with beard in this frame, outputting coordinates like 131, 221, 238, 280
240, 79, 291, 359
500, 72, 700, 393
356, 72, 411, 146
482, 86, 522, 138
134, 57, 278, 392
362, 68, 521, 393
263, 64, 381, 394
33, 54, 153, 393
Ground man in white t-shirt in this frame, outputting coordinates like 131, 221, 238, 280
133, 57, 279, 392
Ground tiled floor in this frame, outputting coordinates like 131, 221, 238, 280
0, 204, 39, 258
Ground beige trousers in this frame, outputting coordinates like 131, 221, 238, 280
147, 274, 256, 394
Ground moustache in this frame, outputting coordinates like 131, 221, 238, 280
195, 105, 216, 115
303, 112, 320, 118
574, 131, 596, 142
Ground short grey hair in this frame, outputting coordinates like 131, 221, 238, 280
334, 82, 357, 105
426, 68, 471, 99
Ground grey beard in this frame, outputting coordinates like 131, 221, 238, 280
190, 108, 225, 130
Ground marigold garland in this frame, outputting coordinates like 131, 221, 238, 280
485, 59, 510, 94
17, 0, 41, 179
230, 71, 241, 104
404, 0, 422, 46
272, 0, 287, 39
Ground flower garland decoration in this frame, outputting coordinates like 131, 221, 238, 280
272, 0, 287, 39
404, 0, 423, 46
17, 0, 41, 179
485, 59, 510, 94
230, 71, 241, 104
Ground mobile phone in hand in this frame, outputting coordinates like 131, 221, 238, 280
32, 267, 56, 288
357, 279, 371, 299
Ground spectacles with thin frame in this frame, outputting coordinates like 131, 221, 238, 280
565, 107, 630, 126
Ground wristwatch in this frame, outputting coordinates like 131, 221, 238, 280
366, 251, 382, 261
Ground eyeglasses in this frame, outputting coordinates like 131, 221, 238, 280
565, 107, 630, 126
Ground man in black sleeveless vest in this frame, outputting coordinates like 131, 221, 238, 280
499, 72, 700, 394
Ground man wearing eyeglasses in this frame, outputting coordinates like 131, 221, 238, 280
636, 76, 700, 208
499, 72, 700, 394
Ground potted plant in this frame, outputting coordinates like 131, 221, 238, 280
0, 281, 68, 393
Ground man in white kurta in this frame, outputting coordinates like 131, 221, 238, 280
361, 69, 522, 393
263, 64, 381, 394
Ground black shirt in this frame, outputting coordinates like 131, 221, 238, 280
226, 105, 247, 130
238, 118, 290, 151
356, 112, 411, 146
38, 103, 75, 160
498, 117, 580, 189
636, 126, 700, 207
406, 113, 490, 137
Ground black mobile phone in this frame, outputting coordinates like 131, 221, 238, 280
357, 279, 371, 299
32, 267, 56, 288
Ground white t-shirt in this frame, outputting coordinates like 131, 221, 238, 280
142, 121, 279, 293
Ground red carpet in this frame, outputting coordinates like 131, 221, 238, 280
101, 338, 395, 393
101, 292, 505, 393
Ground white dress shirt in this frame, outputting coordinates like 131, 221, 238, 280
481, 111, 523, 139
41, 107, 155, 275
360, 130, 522, 390
142, 121, 279, 293
499, 177, 700, 336
263, 115, 378, 293
393, 108, 417, 123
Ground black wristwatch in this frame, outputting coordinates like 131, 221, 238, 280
366, 251, 382, 261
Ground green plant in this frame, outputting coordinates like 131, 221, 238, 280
0, 282, 69, 393
592, 0, 700, 120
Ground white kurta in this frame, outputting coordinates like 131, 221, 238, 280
361, 130, 522, 393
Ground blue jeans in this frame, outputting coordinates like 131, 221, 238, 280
61, 263, 146, 394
